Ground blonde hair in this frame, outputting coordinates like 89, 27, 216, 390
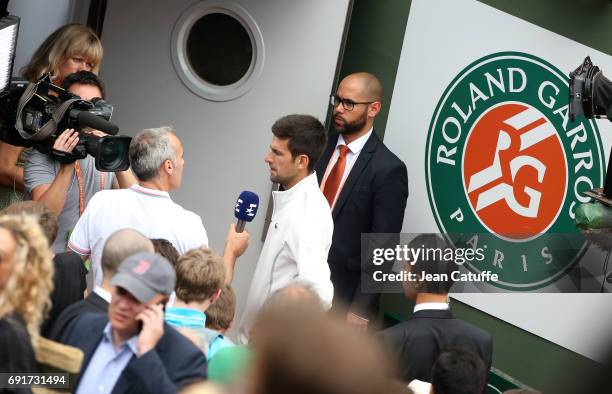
0, 214, 54, 345
175, 247, 225, 303
205, 284, 236, 331
21, 24, 103, 83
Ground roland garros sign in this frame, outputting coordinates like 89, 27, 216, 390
426, 52, 605, 290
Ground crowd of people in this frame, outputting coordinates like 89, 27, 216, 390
0, 23, 547, 394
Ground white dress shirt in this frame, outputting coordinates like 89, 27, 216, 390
92, 286, 112, 304
321, 129, 373, 208
413, 302, 450, 313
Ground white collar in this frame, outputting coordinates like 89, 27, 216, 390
272, 172, 319, 206
413, 302, 450, 313
93, 286, 112, 303
130, 183, 171, 199
336, 128, 373, 155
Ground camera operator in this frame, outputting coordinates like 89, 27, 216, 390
24, 71, 136, 254
0, 24, 103, 210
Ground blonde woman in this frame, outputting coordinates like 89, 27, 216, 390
0, 24, 103, 210
0, 214, 54, 375
21, 24, 103, 85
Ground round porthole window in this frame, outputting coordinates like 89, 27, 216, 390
171, 1, 265, 101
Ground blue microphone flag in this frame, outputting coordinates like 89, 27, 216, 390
234, 191, 259, 222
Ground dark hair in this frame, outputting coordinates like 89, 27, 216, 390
205, 284, 236, 331
151, 238, 180, 267
1, 201, 58, 244
271, 114, 327, 172
61, 70, 106, 99
431, 348, 487, 394
408, 234, 459, 294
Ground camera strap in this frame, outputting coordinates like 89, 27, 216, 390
74, 161, 107, 216
15, 82, 81, 140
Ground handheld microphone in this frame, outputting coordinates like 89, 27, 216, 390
234, 191, 259, 233
77, 111, 119, 135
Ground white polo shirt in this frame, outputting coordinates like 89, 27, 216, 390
69, 184, 208, 286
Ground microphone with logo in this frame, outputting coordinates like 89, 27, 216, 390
234, 191, 259, 233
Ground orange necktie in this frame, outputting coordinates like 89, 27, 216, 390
323, 145, 350, 207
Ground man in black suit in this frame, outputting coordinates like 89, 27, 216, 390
315, 72, 408, 329
59, 252, 206, 393
48, 228, 154, 340
381, 234, 493, 383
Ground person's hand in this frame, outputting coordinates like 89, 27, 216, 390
82, 128, 107, 138
224, 223, 250, 259
346, 312, 369, 333
53, 128, 79, 154
136, 303, 165, 357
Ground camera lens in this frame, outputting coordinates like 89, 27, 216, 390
100, 139, 127, 168
90, 136, 131, 171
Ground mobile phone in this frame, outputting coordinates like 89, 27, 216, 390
136, 301, 167, 334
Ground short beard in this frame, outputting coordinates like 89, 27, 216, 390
269, 174, 283, 185
334, 112, 367, 135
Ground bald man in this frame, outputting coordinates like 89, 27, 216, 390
315, 72, 408, 330
48, 228, 154, 340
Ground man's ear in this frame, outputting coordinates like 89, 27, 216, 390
368, 101, 382, 118
209, 288, 222, 305
414, 275, 426, 291
296, 154, 309, 171
164, 159, 174, 175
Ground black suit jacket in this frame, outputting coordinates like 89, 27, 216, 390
0, 314, 37, 393
40, 251, 87, 337
47, 291, 109, 341
315, 132, 408, 319
381, 309, 493, 383
59, 313, 207, 394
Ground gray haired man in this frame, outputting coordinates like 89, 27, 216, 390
69, 126, 249, 287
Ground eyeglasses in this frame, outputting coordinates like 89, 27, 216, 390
330, 95, 374, 111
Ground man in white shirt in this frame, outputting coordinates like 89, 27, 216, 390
238, 114, 334, 344
69, 126, 248, 286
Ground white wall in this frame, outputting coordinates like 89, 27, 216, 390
8, 0, 88, 78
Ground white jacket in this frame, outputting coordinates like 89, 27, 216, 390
238, 173, 334, 343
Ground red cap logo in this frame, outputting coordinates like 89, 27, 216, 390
133, 259, 151, 274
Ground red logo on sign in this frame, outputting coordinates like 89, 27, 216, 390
463, 103, 567, 240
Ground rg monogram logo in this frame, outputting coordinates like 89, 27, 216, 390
464, 103, 567, 239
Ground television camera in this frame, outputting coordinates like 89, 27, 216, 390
0, 75, 131, 172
